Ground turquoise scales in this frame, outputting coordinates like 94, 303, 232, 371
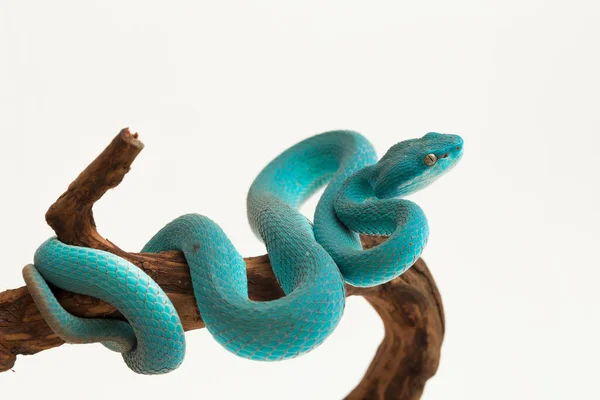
23, 131, 463, 374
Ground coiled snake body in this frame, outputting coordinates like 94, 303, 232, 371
23, 131, 463, 374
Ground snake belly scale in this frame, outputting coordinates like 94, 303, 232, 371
23, 130, 463, 374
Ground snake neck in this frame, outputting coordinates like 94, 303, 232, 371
333, 165, 426, 237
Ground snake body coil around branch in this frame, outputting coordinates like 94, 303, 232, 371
22, 130, 463, 374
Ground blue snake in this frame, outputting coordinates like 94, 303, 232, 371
23, 131, 463, 374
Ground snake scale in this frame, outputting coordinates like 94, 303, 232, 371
23, 131, 463, 374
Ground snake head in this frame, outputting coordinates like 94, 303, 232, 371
372, 132, 464, 199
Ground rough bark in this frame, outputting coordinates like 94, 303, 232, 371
0, 129, 444, 400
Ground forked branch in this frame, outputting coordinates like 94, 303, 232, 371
0, 129, 444, 400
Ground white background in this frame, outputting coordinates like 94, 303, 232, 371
1, 1, 599, 399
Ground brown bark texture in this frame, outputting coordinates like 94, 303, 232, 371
0, 129, 445, 399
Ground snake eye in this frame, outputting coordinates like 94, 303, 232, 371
424, 153, 437, 166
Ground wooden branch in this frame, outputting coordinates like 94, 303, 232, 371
0, 129, 445, 400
